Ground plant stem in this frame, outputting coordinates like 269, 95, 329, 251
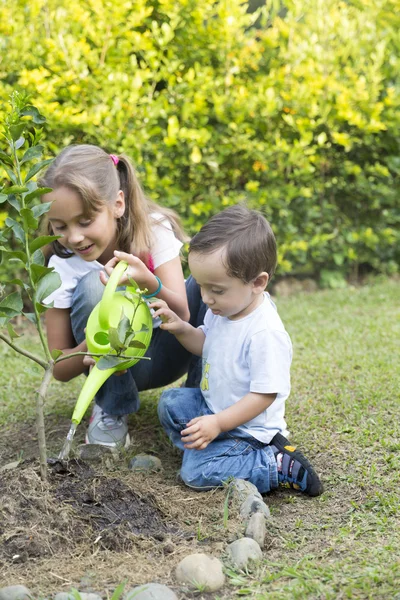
11, 132, 52, 363
0, 332, 47, 368
36, 363, 54, 481
54, 351, 151, 363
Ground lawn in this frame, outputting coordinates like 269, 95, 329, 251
0, 276, 399, 599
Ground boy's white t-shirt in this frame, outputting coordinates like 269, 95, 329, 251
45, 213, 182, 324
199, 293, 292, 444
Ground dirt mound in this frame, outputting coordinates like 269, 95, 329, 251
0, 459, 183, 565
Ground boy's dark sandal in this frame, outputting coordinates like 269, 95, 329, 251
270, 433, 324, 497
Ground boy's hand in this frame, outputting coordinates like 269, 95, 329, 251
181, 415, 222, 450
149, 299, 187, 335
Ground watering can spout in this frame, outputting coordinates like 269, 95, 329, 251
71, 364, 116, 425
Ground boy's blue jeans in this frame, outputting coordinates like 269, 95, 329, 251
69, 270, 206, 416
158, 387, 279, 494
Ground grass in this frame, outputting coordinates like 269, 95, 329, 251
0, 276, 399, 599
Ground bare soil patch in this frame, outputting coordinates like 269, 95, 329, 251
0, 421, 242, 598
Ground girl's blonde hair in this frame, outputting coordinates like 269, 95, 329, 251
39, 144, 187, 260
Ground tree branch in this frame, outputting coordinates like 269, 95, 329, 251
0, 332, 47, 369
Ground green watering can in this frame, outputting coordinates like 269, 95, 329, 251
59, 260, 153, 459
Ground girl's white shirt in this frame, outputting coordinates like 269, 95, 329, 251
45, 213, 183, 326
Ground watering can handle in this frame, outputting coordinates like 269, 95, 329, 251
98, 260, 136, 330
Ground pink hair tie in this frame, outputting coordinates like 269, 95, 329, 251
110, 154, 119, 166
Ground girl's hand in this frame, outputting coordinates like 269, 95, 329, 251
149, 299, 187, 334
99, 251, 151, 289
181, 415, 222, 450
83, 354, 96, 369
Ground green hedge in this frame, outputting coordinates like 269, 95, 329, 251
1, 0, 399, 283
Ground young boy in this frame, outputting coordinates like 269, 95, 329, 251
151, 205, 323, 496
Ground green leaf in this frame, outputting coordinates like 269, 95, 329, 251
21, 207, 38, 230
51, 349, 63, 360
0, 247, 27, 262
5, 218, 25, 244
108, 326, 126, 352
128, 340, 146, 349
35, 301, 49, 314
7, 195, 21, 212
5, 185, 29, 195
9, 278, 30, 292
32, 249, 45, 265
25, 158, 53, 183
15, 136, 25, 150
0, 291, 23, 316
28, 192, 53, 207
1, 165, 18, 185
20, 145, 44, 165
7, 322, 21, 340
35, 271, 61, 304
9, 123, 25, 141
97, 355, 132, 371
20, 105, 46, 124
29, 235, 59, 254
31, 263, 52, 284
117, 312, 131, 343
0, 194, 7, 204
0, 151, 14, 167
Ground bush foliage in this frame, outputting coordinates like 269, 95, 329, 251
1, 0, 399, 282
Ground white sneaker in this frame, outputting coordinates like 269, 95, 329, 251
85, 404, 130, 449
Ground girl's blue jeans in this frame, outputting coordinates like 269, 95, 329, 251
70, 271, 206, 416
158, 388, 279, 494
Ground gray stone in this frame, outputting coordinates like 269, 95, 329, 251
129, 454, 162, 472
175, 553, 225, 592
240, 494, 270, 520
229, 478, 262, 503
0, 586, 31, 600
228, 537, 263, 570
76, 444, 115, 462
55, 594, 102, 600
245, 511, 266, 548
125, 583, 178, 600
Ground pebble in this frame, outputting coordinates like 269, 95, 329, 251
0, 586, 31, 600
129, 454, 162, 472
240, 494, 271, 520
54, 593, 102, 600
175, 553, 225, 591
245, 511, 266, 548
76, 444, 115, 462
229, 478, 263, 503
125, 583, 178, 600
228, 537, 263, 570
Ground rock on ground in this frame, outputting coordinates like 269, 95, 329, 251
125, 583, 178, 599
228, 537, 263, 570
0, 586, 31, 600
245, 511, 266, 548
240, 494, 271, 520
129, 454, 163, 472
54, 593, 102, 600
229, 479, 263, 503
175, 553, 225, 592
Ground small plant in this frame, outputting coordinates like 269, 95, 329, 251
0, 92, 149, 479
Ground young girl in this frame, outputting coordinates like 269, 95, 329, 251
40, 144, 206, 449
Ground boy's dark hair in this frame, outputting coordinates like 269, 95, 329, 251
189, 204, 277, 282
